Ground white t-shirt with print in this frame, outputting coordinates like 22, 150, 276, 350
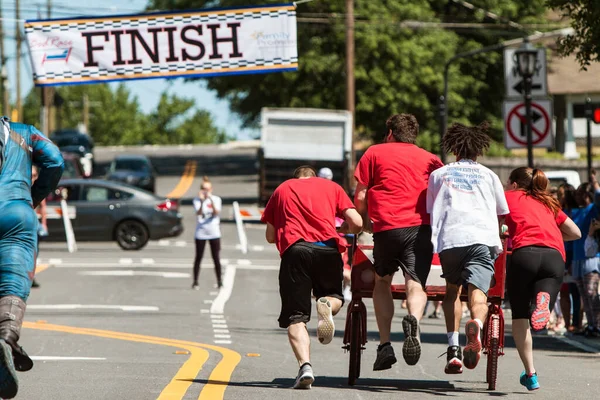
426, 160, 509, 254
193, 195, 222, 240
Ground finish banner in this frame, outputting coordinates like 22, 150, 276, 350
24, 4, 298, 86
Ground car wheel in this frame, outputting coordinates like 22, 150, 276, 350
115, 220, 149, 250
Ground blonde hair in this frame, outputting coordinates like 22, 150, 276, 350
201, 176, 212, 190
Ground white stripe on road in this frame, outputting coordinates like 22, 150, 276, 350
79, 271, 190, 278
175, 241, 187, 247
53, 263, 279, 270
200, 309, 210, 314
210, 266, 237, 314
214, 334, 231, 339
214, 329, 230, 334
119, 258, 133, 265
158, 240, 169, 246
236, 259, 251, 266
141, 258, 155, 265
214, 340, 231, 344
203, 300, 213, 304
31, 356, 106, 361
212, 324, 228, 329
28, 305, 159, 312
48, 258, 63, 265
209, 291, 218, 296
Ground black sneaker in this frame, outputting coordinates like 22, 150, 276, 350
402, 315, 421, 365
444, 345, 463, 374
293, 362, 314, 389
0, 339, 18, 399
373, 342, 397, 371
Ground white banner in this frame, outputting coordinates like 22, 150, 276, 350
24, 4, 298, 86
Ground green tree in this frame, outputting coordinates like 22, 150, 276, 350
546, 1, 600, 69
148, 0, 549, 151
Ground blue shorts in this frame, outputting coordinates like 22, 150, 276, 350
0, 200, 38, 300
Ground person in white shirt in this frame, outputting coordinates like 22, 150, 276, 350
192, 176, 223, 289
427, 122, 509, 375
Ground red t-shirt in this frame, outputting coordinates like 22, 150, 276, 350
261, 177, 355, 256
504, 190, 567, 261
354, 142, 443, 232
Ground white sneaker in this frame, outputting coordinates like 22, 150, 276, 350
343, 286, 352, 303
293, 363, 314, 389
316, 298, 335, 345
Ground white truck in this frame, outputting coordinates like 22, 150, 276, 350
258, 108, 353, 205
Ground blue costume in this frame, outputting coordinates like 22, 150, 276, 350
0, 118, 63, 398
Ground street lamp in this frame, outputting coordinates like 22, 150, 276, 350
513, 37, 538, 168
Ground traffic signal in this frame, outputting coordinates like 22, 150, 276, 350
594, 108, 600, 125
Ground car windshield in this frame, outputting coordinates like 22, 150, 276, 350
61, 160, 79, 178
111, 159, 150, 172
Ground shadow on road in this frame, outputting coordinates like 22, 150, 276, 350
182, 377, 510, 396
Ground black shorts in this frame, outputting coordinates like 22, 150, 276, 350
506, 246, 564, 320
373, 225, 433, 285
278, 241, 344, 328
439, 244, 496, 294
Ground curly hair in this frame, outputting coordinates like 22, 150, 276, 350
386, 114, 419, 144
442, 121, 491, 160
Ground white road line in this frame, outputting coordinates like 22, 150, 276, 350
236, 259, 252, 266
213, 329, 230, 334
203, 300, 213, 304
52, 263, 280, 270
200, 309, 210, 314
175, 241, 187, 247
141, 258, 155, 265
555, 336, 600, 354
48, 258, 63, 265
209, 291, 218, 296
31, 356, 106, 361
212, 324, 228, 329
79, 271, 189, 278
158, 240, 170, 246
214, 340, 231, 344
210, 266, 237, 314
214, 334, 231, 339
250, 245, 265, 251
27, 305, 159, 312
221, 259, 230, 265
119, 258, 133, 265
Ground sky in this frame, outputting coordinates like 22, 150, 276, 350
1, 0, 258, 140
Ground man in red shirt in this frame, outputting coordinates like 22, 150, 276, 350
261, 166, 362, 389
354, 114, 443, 371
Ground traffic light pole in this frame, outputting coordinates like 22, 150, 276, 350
586, 97, 593, 182
524, 76, 534, 168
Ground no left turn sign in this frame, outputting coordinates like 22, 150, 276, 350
503, 99, 553, 149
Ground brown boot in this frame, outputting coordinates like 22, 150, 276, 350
0, 296, 33, 372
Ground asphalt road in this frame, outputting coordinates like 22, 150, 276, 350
15, 146, 600, 399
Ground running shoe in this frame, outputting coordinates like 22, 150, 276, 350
191, 283, 199, 290
444, 345, 463, 374
0, 339, 18, 399
519, 371, 540, 391
316, 298, 335, 345
463, 320, 482, 369
293, 363, 314, 389
343, 286, 352, 303
531, 292, 551, 332
402, 314, 421, 365
373, 342, 397, 371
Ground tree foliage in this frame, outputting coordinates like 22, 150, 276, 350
546, 1, 600, 69
148, 0, 549, 152
22, 84, 225, 145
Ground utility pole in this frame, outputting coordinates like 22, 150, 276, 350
345, 0, 355, 188
41, 0, 54, 134
0, 3, 9, 117
16, 0, 22, 121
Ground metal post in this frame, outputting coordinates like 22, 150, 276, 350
586, 97, 593, 181
16, 0, 22, 120
345, 0, 355, 185
524, 76, 533, 168
438, 95, 446, 162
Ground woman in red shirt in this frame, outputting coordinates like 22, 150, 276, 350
504, 167, 581, 391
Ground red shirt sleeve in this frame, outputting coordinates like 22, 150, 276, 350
354, 148, 372, 187
336, 184, 355, 218
556, 209, 568, 226
261, 189, 278, 224
429, 155, 444, 174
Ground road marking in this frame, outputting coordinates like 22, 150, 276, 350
204, 300, 213, 304
52, 262, 280, 270
250, 245, 264, 251
119, 258, 133, 265
158, 239, 170, 246
175, 241, 187, 247
48, 258, 63, 265
236, 260, 251, 266
214, 334, 231, 339
27, 305, 159, 312
213, 329, 229, 334
200, 309, 210, 314
23, 321, 241, 400
209, 291, 218, 296
210, 266, 237, 314
35, 264, 50, 275
212, 324, 228, 329
79, 271, 190, 278
166, 160, 197, 199
141, 258, 155, 265
31, 356, 106, 361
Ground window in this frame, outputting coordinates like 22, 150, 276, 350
110, 159, 150, 173
46, 185, 80, 202
82, 186, 133, 202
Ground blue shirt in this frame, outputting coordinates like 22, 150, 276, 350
571, 196, 600, 261
0, 121, 64, 207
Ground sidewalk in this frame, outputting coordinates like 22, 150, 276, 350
550, 331, 600, 353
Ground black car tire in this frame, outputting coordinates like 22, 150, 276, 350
115, 219, 149, 251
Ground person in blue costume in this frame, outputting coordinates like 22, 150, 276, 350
0, 117, 64, 399
570, 171, 600, 338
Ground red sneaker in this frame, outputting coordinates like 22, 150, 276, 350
463, 320, 481, 369
531, 292, 551, 332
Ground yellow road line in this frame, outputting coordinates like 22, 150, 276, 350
35, 264, 50, 275
166, 160, 197, 199
23, 321, 241, 400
